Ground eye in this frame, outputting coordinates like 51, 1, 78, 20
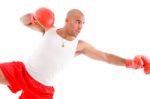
76, 20, 81, 24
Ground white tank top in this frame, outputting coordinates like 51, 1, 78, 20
25, 28, 78, 86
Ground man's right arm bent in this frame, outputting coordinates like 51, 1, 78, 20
20, 13, 45, 34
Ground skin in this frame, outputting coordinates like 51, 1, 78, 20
0, 9, 126, 85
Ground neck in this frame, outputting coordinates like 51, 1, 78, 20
56, 28, 75, 41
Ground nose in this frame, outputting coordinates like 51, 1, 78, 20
78, 24, 83, 31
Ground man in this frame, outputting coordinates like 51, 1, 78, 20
0, 7, 150, 99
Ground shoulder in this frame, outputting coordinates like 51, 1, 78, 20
44, 27, 57, 35
78, 40, 92, 47
77, 39, 93, 52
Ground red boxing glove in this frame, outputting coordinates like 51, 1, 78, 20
125, 56, 143, 69
141, 56, 150, 74
31, 7, 55, 30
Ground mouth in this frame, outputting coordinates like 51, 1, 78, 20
74, 32, 79, 37
76, 30, 81, 34
71, 30, 80, 37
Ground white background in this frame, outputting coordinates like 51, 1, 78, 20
0, 0, 150, 99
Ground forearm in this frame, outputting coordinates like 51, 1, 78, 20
84, 50, 126, 66
102, 53, 145, 69
103, 53, 126, 66
20, 13, 32, 25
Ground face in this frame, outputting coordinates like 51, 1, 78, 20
66, 13, 85, 38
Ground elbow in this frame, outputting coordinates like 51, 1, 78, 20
20, 17, 26, 25
20, 14, 32, 25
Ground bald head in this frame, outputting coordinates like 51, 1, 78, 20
61, 9, 85, 39
66, 9, 84, 18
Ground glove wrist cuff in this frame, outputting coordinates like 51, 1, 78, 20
125, 59, 132, 68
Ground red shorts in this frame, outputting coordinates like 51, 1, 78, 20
0, 61, 54, 99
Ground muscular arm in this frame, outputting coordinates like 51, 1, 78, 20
20, 13, 45, 34
76, 40, 126, 66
